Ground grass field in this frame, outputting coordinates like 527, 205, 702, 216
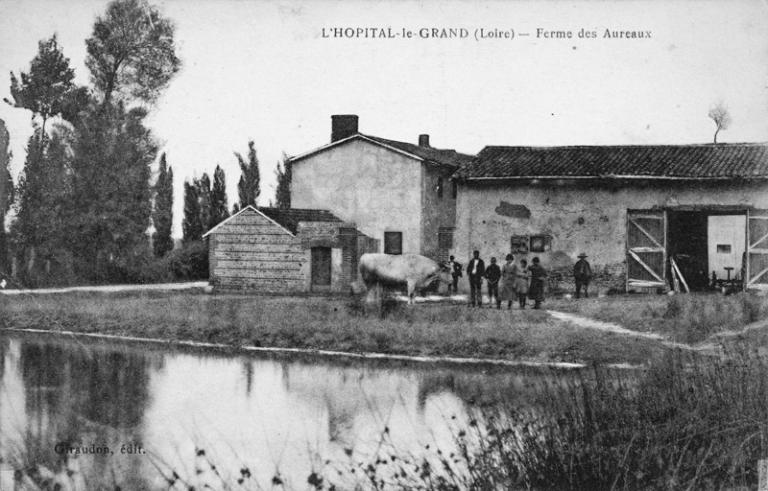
549, 291, 768, 343
0, 291, 672, 365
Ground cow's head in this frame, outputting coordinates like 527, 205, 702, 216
437, 262, 453, 284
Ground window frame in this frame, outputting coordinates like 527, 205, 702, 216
384, 231, 403, 255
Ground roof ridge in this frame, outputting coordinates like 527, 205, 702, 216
481, 142, 768, 150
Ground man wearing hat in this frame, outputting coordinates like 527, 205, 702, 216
573, 253, 593, 299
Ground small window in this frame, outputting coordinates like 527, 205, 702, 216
436, 177, 444, 198
716, 244, 732, 254
451, 180, 458, 199
511, 235, 529, 253
529, 235, 552, 253
384, 232, 403, 255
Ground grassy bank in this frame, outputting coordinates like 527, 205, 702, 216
0, 291, 670, 365
332, 344, 768, 490
550, 292, 768, 343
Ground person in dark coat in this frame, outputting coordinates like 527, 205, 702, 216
485, 257, 502, 309
466, 250, 485, 307
528, 257, 547, 309
573, 253, 593, 299
448, 255, 462, 295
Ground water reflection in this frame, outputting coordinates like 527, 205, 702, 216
0, 332, 584, 488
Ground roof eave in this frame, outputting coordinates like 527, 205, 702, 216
288, 134, 425, 164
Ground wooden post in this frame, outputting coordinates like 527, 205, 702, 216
758, 458, 768, 490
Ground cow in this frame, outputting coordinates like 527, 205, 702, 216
358, 253, 453, 305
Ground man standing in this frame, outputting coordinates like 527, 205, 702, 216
573, 253, 593, 299
485, 257, 502, 309
466, 250, 485, 307
528, 257, 547, 309
448, 255, 462, 295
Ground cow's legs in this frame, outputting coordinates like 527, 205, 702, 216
407, 279, 416, 305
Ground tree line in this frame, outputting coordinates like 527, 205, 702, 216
0, 0, 291, 287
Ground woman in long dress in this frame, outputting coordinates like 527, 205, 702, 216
499, 254, 518, 309
515, 259, 530, 308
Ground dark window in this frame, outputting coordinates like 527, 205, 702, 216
384, 232, 403, 255
529, 235, 552, 253
438, 227, 454, 249
436, 177, 444, 198
511, 235, 529, 253
716, 244, 732, 253
452, 180, 458, 199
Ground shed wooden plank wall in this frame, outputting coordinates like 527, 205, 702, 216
209, 209, 305, 291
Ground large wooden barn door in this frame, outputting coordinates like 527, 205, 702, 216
626, 210, 667, 290
311, 247, 332, 287
746, 209, 768, 289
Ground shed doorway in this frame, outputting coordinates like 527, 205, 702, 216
311, 247, 332, 289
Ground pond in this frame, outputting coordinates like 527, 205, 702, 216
0, 332, 587, 488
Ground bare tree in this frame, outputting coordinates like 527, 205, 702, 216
708, 102, 731, 144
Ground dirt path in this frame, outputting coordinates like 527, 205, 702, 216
0, 281, 209, 295
547, 310, 706, 352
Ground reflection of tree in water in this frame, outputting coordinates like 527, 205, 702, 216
68, 349, 152, 428
15, 339, 156, 488
0, 335, 9, 381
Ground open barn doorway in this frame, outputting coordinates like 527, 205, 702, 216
667, 211, 709, 291
666, 209, 746, 291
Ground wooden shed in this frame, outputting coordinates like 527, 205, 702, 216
203, 206, 377, 293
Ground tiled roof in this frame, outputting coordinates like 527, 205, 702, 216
362, 134, 475, 168
259, 207, 342, 234
454, 143, 768, 180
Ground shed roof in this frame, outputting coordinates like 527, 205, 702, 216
454, 143, 768, 181
258, 207, 342, 234
203, 205, 342, 237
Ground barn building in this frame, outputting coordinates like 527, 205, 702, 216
288, 115, 474, 261
452, 143, 768, 294
204, 206, 377, 292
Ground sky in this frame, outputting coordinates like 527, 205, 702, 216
1, 0, 767, 237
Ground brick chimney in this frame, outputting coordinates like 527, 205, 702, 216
418, 134, 430, 147
331, 115, 359, 142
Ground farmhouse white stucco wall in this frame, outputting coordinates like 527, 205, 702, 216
291, 139, 423, 255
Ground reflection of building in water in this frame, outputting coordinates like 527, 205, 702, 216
416, 368, 587, 409
277, 360, 462, 451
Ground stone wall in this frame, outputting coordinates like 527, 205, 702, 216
454, 179, 768, 295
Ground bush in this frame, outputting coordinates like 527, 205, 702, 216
167, 240, 209, 280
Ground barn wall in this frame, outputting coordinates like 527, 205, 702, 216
455, 180, 768, 294
291, 139, 423, 254
420, 164, 457, 260
209, 209, 305, 292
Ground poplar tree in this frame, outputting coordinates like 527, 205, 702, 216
0, 120, 12, 274
152, 153, 173, 257
274, 153, 291, 209
195, 173, 212, 235
210, 164, 229, 229
182, 180, 202, 244
235, 140, 260, 208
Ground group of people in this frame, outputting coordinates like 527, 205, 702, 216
447, 251, 593, 309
